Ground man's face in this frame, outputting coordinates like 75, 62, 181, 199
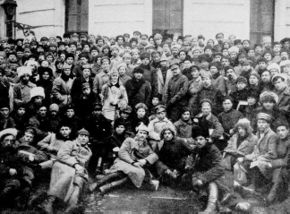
223, 99, 233, 112
102, 60, 110, 71
60, 126, 71, 138
8, 54, 17, 62
17, 107, 26, 116
281, 52, 289, 60
221, 58, 230, 67
137, 108, 146, 118
2, 135, 16, 149
171, 65, 180, 76
142, 58, 150, 65
83, 68, 91, 78
66, 57, 74, 65
66, 109, 75, 118
24, 132, 34, 144
134, 72, 143, 80
78, 134, 89, 145
181, 111, 191, 121
202, 77, 212, 88
196, 136, 207, 149
276, 126, 289, 139
262, 101, 275, 111
274, 78, 286, 91
116, 125, 125, 135
163, 130, 174, 141
191, 68, 200, 78
257, 119, 269, 132
157, 111, 166, 120
152, 53, 160, 62
210, 66, 218, 74
0, 107, 9, 118
201, 103, 211, 115
38, 107, 47, 117
237, 127, 246, 137
137, 130, 148, 141
261, 72, 271, 83
237, 82, 246, 91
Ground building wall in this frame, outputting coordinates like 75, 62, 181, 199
15, 0, 65, 39
275, 0, 290, 41
183, 0, 250, 40
0, 6, 6, 39
88, 0, 152, 37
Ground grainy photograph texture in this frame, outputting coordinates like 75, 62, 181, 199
0, 0, 290, 213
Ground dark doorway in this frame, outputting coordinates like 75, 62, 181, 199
65, 0, 88, 33
250, 0, 274, 44
153, 0, 183, 38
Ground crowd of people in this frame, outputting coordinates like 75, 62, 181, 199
0, 31, 290, 213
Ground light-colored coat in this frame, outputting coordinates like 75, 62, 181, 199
47, 140, 92, 202
155, 68, 172, 102
108, 137, 158, 188
101, 83, 128, 121
51, 77, 74, 107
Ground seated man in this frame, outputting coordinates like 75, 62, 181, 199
41, 129, 92, 213
148, 105, 174, 150
223, 118, 258, 171
154, 125, 194, 186
90, 123, 159, 194
235, 113, 278, 195
182, 126, 226, 214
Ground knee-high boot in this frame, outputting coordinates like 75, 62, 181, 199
89, 172, 124, 192
99, 177, 128, 194
198, 182, 218, 214
65, 186, 80, 213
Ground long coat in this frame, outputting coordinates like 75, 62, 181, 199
223, 133, 258, 170
101, 83, 128, 121
275, 87, 290, 123
108, 137, 158, 188
51, 77, 74, 107
245, 128, 278, 178
154, 67, 172, 102
48, 140, 92, 202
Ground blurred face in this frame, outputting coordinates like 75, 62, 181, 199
247, 97, 257, 106
66, 57, 74, 65
102, 60, 110, 71
202, 76, 212, 88
181, 111, 191, 121
137, 130, 148, 141
171, 65, 181, 76
152, 53, 160, 62
116, 125, 125, 135
118, 66, 126, 76
201, 102, 211, 115
78, 134, 89, 145
110, 73, 119, 82
276, 126, 289, 139
274, 78, 287, 91
248, 50, 255, 58
134, 72, 143, 80
34, 96, 43, 105
38, 107, 47, 117
120, 112, 129, 120
24, 132, 34, 144
21, 74, 30, 84
157, 111, 166, 120
142, 58, 150, 65
80, 57, 88, 65
223, 99, 233, 111
163, 130, 174, 141
60, 126, 71, 138
222, 58, 230, 67
83, 68, 91, 78
237, 82, 246, 90
257, 119, 269, 132
17, 107, 26, 116
261, 71, 271, 83
196, 136, 207, 148
210, 66, 218, 74
0, 107, 9, 118
152, 97, 159, 106
160, 60, 167, 67
183, 60, 191, 69
262, 101, 275, 110
2, 135, 16, 148
264, 53, 272, 61
137, 108, 146, 118
281, 52, 289, 60
249, 75, 259, 85
191, 67, 200, 79
237, 127, 246, 137
66, 109, 75, 118
258, 62, 267, 69
63, 68, 71, 76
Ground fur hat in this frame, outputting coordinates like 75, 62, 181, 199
136, 122, 149, 133
160, 124, 177, 139
117, 62, 127, 70
30, 87, 45, 99
133, 67, 144, 74
236, 76, 248, 85
17, 66, 32, 78
192, 126, 209, 139
234, 118, 253, 134
259, 91, 278, 104
267, 63, 280, 73
140, 52, 150, 60
272, 73, 287, 83
135, 103, 148, 111
0, 128, 18, 142
257, 112, 272, 123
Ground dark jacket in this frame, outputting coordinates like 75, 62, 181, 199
218, 109, 243, 135
125, 77, 152, 108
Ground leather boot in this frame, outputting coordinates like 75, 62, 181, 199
198, 182, 218, 214
41, 195, 56, 214
99, 177, 128, 194
89, 172, 123, 192
65, 187, 80, 213
266, 182, 279, 204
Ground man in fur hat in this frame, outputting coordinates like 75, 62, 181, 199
13, 66, 36, 107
